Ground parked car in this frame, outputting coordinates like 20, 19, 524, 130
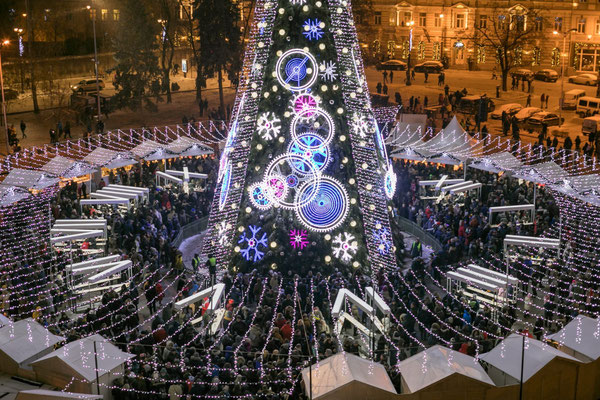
562, 89, 586, 110
413, 61, 444, 73
70, 79, 105, 94
534, 69, 559, 82
582, 114, 600, 136
527, 112, 563, 127
576, 96, 600, 117
568, 73, 598, 86
457, 95, 495, 115
378, 59, 407, 71
514, 107, 543, 122
490, 103, 523, 120
3, 88, 19, 101
510, 68, 534, 80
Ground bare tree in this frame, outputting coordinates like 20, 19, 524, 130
475, 6, 542, 91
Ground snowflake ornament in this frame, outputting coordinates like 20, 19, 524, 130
257, 112, 282, 140
216, 221, 231, 247
319, 61, 338, 82
332, 232, 358, 263
351, 112, 373, 138
303, 19, 325, 41
289, 229, 309, 249
373, 222, 392, 255
289, 91, 321, 116
238, 225, 268, 262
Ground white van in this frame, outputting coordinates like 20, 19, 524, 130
576, 96, 600, 117
582, 114, 600, 136
563, 89, 586, 110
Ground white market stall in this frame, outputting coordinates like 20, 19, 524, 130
480, 334, 580, 399
32, 334, 134, 400
1, 168, 60, 190
300, 353, 397, 400
0, 318, 65, 378
40, 156, 96, 179
83, 148, 137, 170
398, 345, 495, 395
548, 315, 600, 400
16, 390, 103, 400
0, 185, 31, 206
130, 140, 164, 159
469, 151, 524, 174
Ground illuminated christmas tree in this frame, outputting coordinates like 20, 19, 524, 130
203, 0, 401, 274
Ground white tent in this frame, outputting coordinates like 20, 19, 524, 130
300, 353, 396, 399
398, 345, 494, 394
423, 117, 480, 161
470, 152, 523, 173
0, 185, 31, 206
512, 161, 570, 185
0, 318, 65, 376
32, 334, 134, 400
165, 137, 213, 157
130, 140, 164, 159
480, 333, 579, 384
16, 390, 103, 400
548, 315, 600, 362
83, 148, 137, 170
41, 156, 96, 179
1, 169, 60, 190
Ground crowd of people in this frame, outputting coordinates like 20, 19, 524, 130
1, 126, 599, 399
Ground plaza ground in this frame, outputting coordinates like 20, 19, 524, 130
3, 66, 596, 150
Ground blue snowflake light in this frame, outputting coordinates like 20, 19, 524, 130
303, 19, 325, 41
288, 134, 330, 174
238, 225, 268, 262
373, 222, 392, 255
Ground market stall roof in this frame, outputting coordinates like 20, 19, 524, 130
83, 148, 137, 169
512, 161, 570, 185
390, 146, 438, 161
300, 353, 396, 399
480, 333, 579, 382
0, 185, 31, 206
548, 315, 600, 361
40, 156, 96, 179
32, 334, 134, 382
165, 136, 213, 157
422, 117, 479, 158
470, 152, 523, 173
398, 345, 494, 393
1, 168, 60, 190
0, 318, 65, 366
130, 140, 164, 159
16, 390, 103, 400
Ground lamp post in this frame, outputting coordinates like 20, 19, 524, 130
0, 39, 10, 154
87, 3, 102, 123
406, 20, 414, 86
554, 28, 576, 126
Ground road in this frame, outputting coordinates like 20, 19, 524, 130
2, 66, 595, 150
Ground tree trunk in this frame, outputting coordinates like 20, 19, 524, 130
218, 68, 225, 119
196, 73, 203, 117
501, 70, 508, 92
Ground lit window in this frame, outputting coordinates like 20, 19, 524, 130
89, 9, 96, 20
479, 15, 487, 29
113, 9, 120, 21
403, 11, 412, 26
456, 13, 466, 29
101, 9, 108, 21
578, 18, 586, 34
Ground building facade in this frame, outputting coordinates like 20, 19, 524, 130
365, 0, 600, 73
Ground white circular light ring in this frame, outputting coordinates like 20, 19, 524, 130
275, 48, 319, 91
264, 153, 322, 210
294, 176, 349, 232
289, 90, 321, 116
264, 173, 290, 203
287, 133, 330, 174
248, 182, 273, 210
384, 166, 397, 200
290, 107, 335, 146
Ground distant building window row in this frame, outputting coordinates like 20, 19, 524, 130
90, 8, 120, 21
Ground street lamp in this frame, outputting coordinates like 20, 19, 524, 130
554, 28, 576, 126
0, 39, 11, 154
87, 2, 102, 125
406, 20, 415, 86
